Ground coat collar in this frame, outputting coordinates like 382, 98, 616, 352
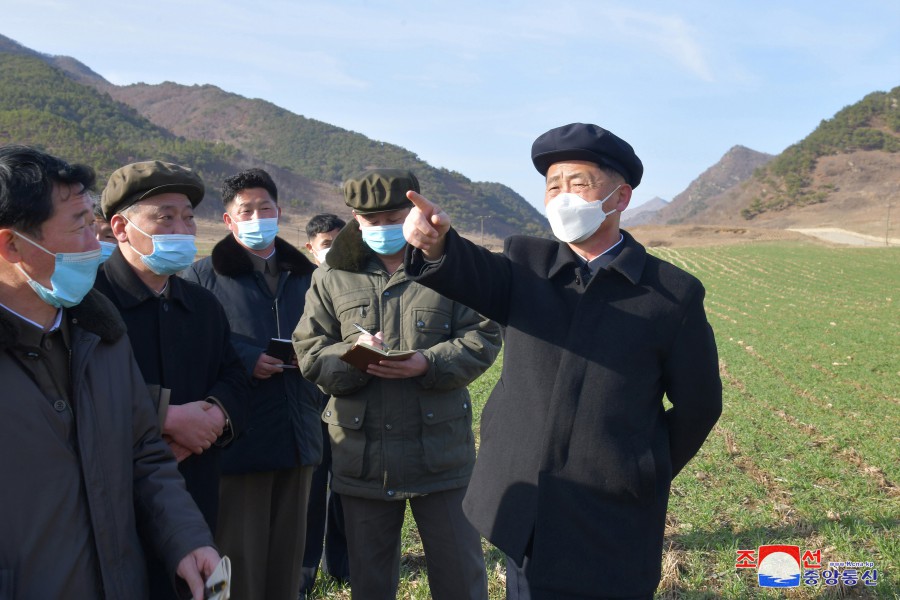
210, 234, 315, 278
325, 220, 379, 273
99, 250, 196, 312
0, 288, 126, 351
547, 229, 645, 285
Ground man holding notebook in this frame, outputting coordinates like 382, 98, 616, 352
183, 168, 322, 600
293, 169, 501, 600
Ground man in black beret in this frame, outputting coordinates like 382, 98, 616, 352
402, 123, 722, 599
95, 160, 249, 600
293, 169, 502, 599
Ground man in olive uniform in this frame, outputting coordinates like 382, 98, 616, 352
294, 169, 502, 600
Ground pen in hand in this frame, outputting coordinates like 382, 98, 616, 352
353, 323, 389, 350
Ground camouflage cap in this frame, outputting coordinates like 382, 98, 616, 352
101, 160, 204, 219
342, 169, 419, 214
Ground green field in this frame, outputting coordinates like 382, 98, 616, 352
309, 242, 899, 599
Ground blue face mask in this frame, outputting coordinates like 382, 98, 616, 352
14, 232, 101, 308
98, 241, 117, 264
360, 223, 407, 255
125, 218, 197, 275
234, 217, 279, 250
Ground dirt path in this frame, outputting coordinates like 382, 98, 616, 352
787, 227, 899, 247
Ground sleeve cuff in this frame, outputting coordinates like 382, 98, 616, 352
206, 397, 234, 446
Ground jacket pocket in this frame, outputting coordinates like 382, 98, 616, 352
412, 307, 452, 348
322, 396, 368, 478
420, 394, 474, 472
335, 296, 375, 342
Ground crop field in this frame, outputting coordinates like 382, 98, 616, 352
308, 242, 899, 599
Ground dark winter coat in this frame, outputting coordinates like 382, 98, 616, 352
183, 235, 323, 473
94, 249, 249, 530
293, 222, 502, 500
406, 229, 722, 598
0, 290, 214, 600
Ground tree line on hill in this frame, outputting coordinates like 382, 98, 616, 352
742, 87, 900, 219
0, 40, 548, 239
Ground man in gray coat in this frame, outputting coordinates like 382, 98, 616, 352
403, 123, 723, 599
0, 145, 220, 599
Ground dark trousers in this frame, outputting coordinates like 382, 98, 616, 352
215, 465, 314, 600
300, 421, 350, 595
506, 555, 654, 600
342, 487, 488, 600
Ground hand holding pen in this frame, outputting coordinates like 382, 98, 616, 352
353, 322, 388, 350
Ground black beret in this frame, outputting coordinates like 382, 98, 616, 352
531, 123, 643, 188
101, 160, 205, 219
342, 169, 419, 214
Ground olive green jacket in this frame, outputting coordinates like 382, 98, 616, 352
293, 223, 501, 500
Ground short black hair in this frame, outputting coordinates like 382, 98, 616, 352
92, 201, 106, 221
0, 145, 96, 238
221, 168, 278, 208
306, 213, 346, 240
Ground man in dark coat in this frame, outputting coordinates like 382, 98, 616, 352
402, 123, 723, 599
95, 160, 249, 600
0, 145, 220, 600
183, 168, 323, 600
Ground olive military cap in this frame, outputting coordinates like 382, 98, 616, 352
342, 169, 419, 214
101, 160, 205, 219
531, 123, 643, 188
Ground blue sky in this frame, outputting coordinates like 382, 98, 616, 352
4, 0, 899, 211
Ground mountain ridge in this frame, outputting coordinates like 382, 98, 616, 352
0, 33, 548, 239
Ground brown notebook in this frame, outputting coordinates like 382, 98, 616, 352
340, 342, 416, 372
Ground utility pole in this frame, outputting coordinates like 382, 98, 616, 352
478, 215, 492, 247
886, 197, 892, 247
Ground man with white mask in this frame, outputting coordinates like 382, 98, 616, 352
183, 168, 323, 600
95, 160, 249, 600
402, 123, 723, 600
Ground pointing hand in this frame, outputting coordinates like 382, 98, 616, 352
403, 191, 450, 260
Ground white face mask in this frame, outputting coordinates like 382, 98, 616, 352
544, 185, 621, 243
312, 247, 330, 264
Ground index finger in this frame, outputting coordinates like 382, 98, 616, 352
407, 190, 437, 214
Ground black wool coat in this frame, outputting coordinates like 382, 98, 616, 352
183, 235, 323, 474
94, 249, 249, 532
406, 229, 722, 598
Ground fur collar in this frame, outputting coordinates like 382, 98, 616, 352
0, 289, 126, 351
325, 220, 375, 273
210, 234, 315, 278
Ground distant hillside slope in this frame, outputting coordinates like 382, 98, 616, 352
0, 52, 337, 219
101, 81, 547, 238
0, 33, 548, 239
646, 88, 900, 236
653, 146, 773, 225
621, 197, 669, 227
686, 148, 900, 236
678, 87, 900, 235
742, 86, 900, 219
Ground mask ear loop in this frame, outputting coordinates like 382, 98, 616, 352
12, 231, 56, 286
122, 216, 153, 257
